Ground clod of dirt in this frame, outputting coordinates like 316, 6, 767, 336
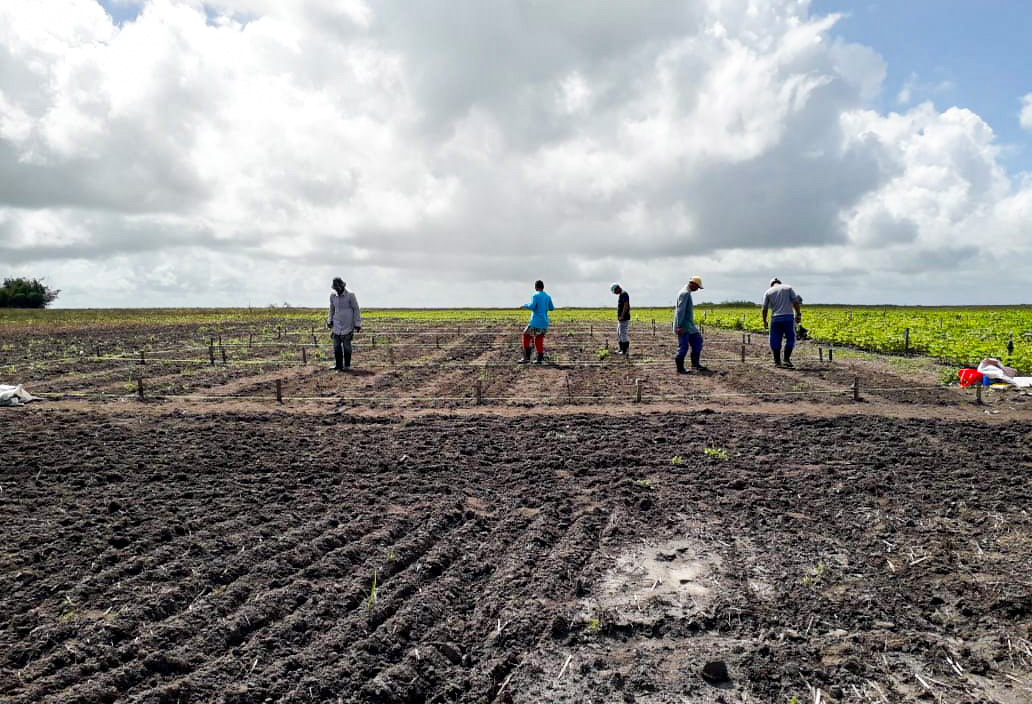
107, 500, 121, 513
550, 614, 570, 639
701, 660, 730, 684
109, 534, 131, 549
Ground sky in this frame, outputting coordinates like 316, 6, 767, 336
1, 0, 1030, 308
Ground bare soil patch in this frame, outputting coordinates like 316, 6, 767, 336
2, 407, 1030, 703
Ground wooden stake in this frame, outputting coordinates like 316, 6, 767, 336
975, 383, 982, 405
652, 319, 656, 337
828, 347, 834, 362
740, 344, 746, 363
819, 347, 824, 362
276, 379, 283, 403
137, 376, 144, 400
301, 347, 307, 365
435, 335, 440, 349
221, 346, 227, 364
249, 333, 253, 348
209, 345, 215, 365
635, 378, 642, 403
852, 376, 860, 402
904, 328, 910, 355
1008, 332, 1014, 356
140, 350, 145, 365
218, 334, 222, 346
474, 380, 482, 405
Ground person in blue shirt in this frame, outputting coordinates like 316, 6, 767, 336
519, 280, 555, 364
673, 276, 706, 374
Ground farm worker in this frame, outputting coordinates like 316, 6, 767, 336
519, 280, 554, 365
327, 277, 362, 371
674, 277, 706, 374
761, 278, 802, 369
611, 283, 631, 356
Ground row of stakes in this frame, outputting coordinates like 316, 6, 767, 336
130, 373, 881, 404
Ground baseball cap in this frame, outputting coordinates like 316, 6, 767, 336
690, 276, 704, 289
610, 282, 620, 292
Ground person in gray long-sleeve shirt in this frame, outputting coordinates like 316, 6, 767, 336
327, 277, 362, 371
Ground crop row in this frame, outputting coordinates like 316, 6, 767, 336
3, 307, 1030, 373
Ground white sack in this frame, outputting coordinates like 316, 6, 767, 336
0, 384, 39, 407
977, 358, 1016, 383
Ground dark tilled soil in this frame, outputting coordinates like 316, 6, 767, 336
2, 409, 1030, 703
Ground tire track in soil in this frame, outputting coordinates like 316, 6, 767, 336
119, 507, 476, 703
26, 511, 431, 703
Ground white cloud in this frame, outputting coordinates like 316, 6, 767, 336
0, 0, 1030, 307
1021, 92, 1032, 131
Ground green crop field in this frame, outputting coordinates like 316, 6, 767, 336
3, 305, 1030, 374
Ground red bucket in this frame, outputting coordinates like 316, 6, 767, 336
958, 369, 982, 388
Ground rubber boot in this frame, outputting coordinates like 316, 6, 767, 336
343, 351, 352, 370
675, 355, 688, 374
535, 352, 544, 365
333, 341, 344, 371
519, 347, 532, 364
772, 348, 782, 367
782, 348, 794, 369
620, 341, 629, 355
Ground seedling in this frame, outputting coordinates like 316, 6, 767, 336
704, 447, 729, 460
670, 455, 685, 466
386, 549, 397, 562
801, 560, 827, 587
366, 569, 378, 610
597, 346, 610, 361
635, 478, 654, 489
586, 617, 603, 634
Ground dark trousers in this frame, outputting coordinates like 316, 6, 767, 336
677, 332, 703, 367
332, 332, 354, 369
769, 316, 795, 357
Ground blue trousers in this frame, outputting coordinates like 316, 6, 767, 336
677, 332, 703, 367
769, 315, 795, 356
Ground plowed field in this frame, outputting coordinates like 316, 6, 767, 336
2, 317, 1031, 703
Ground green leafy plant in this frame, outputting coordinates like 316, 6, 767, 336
597, 346, 610, 361
586, 617, 603, 634
801, 560, 827, 587
671, 455, 685, 466
704, 447, 729, 460
635, 479, 654, 489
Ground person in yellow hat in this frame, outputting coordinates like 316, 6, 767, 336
673, 276, 706, 373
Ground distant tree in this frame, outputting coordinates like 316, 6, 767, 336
0, 277, 60, 308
